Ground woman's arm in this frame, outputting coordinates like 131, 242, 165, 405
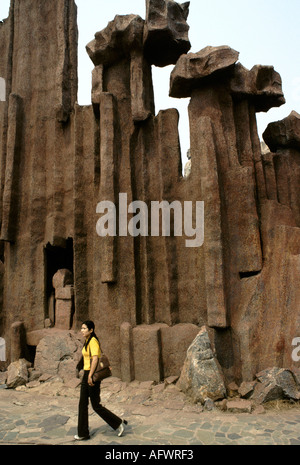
88, 355, 99, 386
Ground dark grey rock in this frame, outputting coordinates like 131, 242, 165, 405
177, 326, 226, 404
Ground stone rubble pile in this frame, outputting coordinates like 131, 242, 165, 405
177, 326, 300, 412
0, 327, 299, 415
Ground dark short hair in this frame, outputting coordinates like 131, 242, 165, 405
82, 320, 95, 331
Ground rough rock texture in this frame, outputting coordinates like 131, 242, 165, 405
262, 111, 300, 227
86, 14, 145, 67
0, 0, 78, 356
238, 381, 256, 398
52, 269, 74, 330
226, 399, 252, 413
34, 331, 82, 381
170, 42, 298, 384
86, 14, 154, 123
170, 45, 239, 98
10, 321, 29, 362
177, 326, 226, 403
252, 367, 300, 403
230, 63, 285, 112
143, 0, 191, 67
6, 358, 30, 388
263, 110, 300, 152
0, 1, 299, 386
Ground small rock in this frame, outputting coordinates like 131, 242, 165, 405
165, 383, 180, 393
15, 385, 27, 391
39, 373, 53, 382
204, 398, 216, 411
238, 381, 256, 398
139, 380, 155, 390
164, 376, 179, 386
152, 383, 165, 394
252, 404, 266, 415
226, 399, 252, 413
216, 399, 227, 411
28, 368, 42, 382
227, 381, 239, 397
26, 380, 40, 388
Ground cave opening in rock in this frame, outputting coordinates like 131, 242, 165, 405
44, 238, 74, 325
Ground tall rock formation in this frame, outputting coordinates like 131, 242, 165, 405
0, 0, 298, 384
0, 0, 77, 342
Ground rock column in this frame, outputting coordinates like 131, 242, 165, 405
52, 269, 74, 330
170, 46, 285, 330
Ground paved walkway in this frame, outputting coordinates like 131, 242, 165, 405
0, 377, 300, 447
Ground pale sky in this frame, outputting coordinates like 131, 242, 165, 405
1, 0, 300, 163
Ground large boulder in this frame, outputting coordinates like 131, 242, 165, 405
34, 331, 82, 382
177, 326, 226, 404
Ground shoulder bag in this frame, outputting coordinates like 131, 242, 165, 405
88, 341, 112, 382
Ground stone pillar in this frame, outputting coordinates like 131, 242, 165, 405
98, 92, 117, 283
86, 14, 154, 125
10, 321, 29, 362
52, 269, 74, 330
120, 322, 135, 382
170, 46, 285, 329
132, 323, 167, 381
0, 94, 23, 242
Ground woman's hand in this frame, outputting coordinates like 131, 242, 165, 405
88, 374, 94, 386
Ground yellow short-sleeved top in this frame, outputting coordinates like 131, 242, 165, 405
82, 337, 101, 371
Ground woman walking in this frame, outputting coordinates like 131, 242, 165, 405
74, 320, 127, 440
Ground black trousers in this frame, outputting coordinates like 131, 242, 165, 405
78, 371, 122, 437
